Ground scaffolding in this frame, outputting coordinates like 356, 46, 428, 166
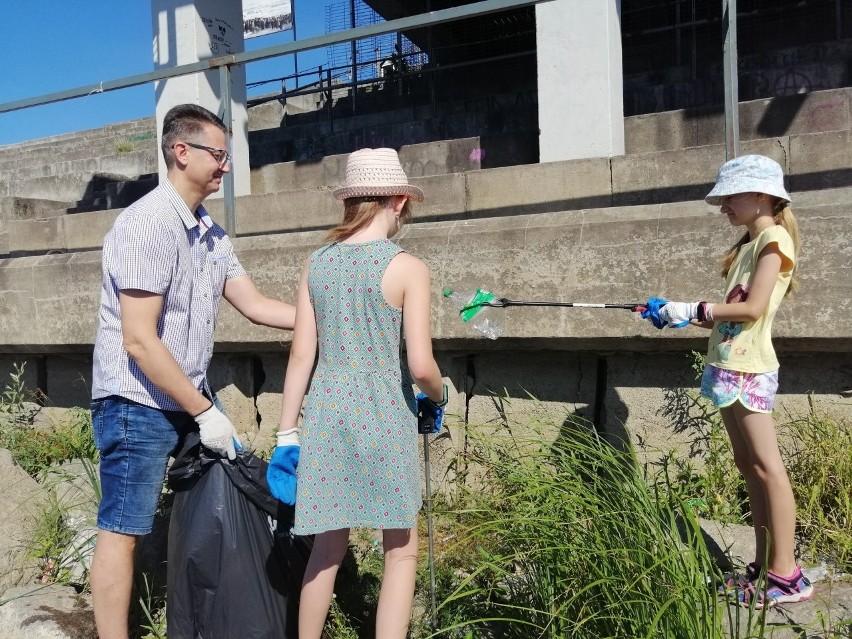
325, 0, 428, 83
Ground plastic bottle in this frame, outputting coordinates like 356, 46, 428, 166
442, 287, 503, 340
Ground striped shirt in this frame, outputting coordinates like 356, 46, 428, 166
92, 179, 246, 411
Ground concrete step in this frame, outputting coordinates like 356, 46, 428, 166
217, 130, 852, 236
4, 123, 852, 256
9, 154, 158, 202
625, 86, 852, 154
250, 136, 487, 194
0, 197, 73, 221
6, 174, 852, 261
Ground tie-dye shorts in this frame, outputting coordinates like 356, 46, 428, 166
700, 364, 779, 413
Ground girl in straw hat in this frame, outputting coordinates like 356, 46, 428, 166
643, 154, 812, 609
276, 148, 446, 638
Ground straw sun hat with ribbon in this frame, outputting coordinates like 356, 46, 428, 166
332, 148, 424, 201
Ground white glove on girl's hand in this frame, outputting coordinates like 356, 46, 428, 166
194, 404, 241, 460
659, 301, 700, 328
276, 428, 300, 447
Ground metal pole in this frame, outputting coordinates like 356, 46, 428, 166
327, 67, 334, 132
350, 0, 358, 114
422, 432, 438, 628
219, 65, 236, 237
837, 0, 843, 41
722, 0, 739, 160
427, 0, 437, 118
292, 0, 299, 89
396, 32, 404, 97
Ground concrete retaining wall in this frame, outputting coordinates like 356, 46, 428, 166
1, 198, 849, 457
2, 89, 851, 462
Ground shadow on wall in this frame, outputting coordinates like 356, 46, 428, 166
68, 172, 159, 215
441, 350, 631, 447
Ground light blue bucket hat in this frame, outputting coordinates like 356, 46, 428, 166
705, 154, 791, 206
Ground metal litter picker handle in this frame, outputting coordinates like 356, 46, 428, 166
423, 430, 438, 628
462, 298, 646, 313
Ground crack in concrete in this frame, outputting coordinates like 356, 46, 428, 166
251, 355, 266, 432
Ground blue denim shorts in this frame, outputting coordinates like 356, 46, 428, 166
91, 396, 194, 535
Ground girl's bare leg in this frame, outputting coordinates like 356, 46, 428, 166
299, 528, 350, 639
375, 527, 419, 639
720, 405, 768, 565
730, 402, 798, 575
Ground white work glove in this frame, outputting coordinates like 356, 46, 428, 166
658, 301, 700, 328
194, 404, 241, 461
276, 428, 301, 448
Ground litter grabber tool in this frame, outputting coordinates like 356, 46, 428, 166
416, 383, 448, 629
444, 287, 647, 339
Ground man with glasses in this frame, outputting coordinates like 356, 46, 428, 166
89, 103, 295, 639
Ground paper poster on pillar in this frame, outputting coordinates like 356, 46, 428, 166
243, 0, 293, 39
152, 0, 251, 198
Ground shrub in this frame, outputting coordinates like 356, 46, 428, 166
431, 416, 727, 639
782, 401, 852, 572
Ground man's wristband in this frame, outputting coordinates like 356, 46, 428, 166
697, 301, 710, 322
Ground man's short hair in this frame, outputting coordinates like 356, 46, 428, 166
161, 104, 227, 169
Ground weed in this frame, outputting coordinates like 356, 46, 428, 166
325, 597, 359, 639
0, 406, 98, 476
28, 494, 74, 585
25, 458, 101, 589
782, 400, 852, 572
136, 573, 168, 639
432, 415, 730, 639
115, 138, 135, 153
0, 361, 29, 420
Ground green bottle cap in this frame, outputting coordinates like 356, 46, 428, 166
442, 287, 453, 298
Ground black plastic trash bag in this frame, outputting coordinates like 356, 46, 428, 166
167, 432, 312, 639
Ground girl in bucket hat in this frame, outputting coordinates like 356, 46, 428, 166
643, 154, 812, 609
276, 148, 443, 639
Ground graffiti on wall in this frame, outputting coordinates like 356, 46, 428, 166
624, 39, 852, 115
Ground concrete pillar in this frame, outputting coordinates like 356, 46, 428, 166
536, 0, 624, 162
152, 0, 251, 196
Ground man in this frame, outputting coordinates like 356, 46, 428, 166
89, 104, 295, 639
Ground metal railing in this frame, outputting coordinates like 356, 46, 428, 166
0, 0, 555, 237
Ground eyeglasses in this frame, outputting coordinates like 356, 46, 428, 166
182, 142, 231, 167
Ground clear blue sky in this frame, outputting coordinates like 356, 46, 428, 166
0, 1, 331, 146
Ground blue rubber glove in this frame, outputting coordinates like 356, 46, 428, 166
416, 385, 447, 434
641, 297, 670, 329
267, 428, 300, 505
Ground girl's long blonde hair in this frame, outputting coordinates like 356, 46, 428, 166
325, 196, 413, 242
720, 196, 801, 296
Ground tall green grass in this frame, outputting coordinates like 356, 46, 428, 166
431, 417, 727, 639
782, 401, 852, 572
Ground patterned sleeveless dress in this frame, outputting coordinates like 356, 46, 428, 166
293, 238, 421, 535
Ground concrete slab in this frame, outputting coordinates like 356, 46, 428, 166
11, 173, 96, 202
410, 173, 466, 221
0, 197, 70, 221
61, 210, 120, 252
7, 218, 63, 255
788, 130, 852, 191
626, 87, 852, 154
99, 150, 158, 178
465, 157, 612, 216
